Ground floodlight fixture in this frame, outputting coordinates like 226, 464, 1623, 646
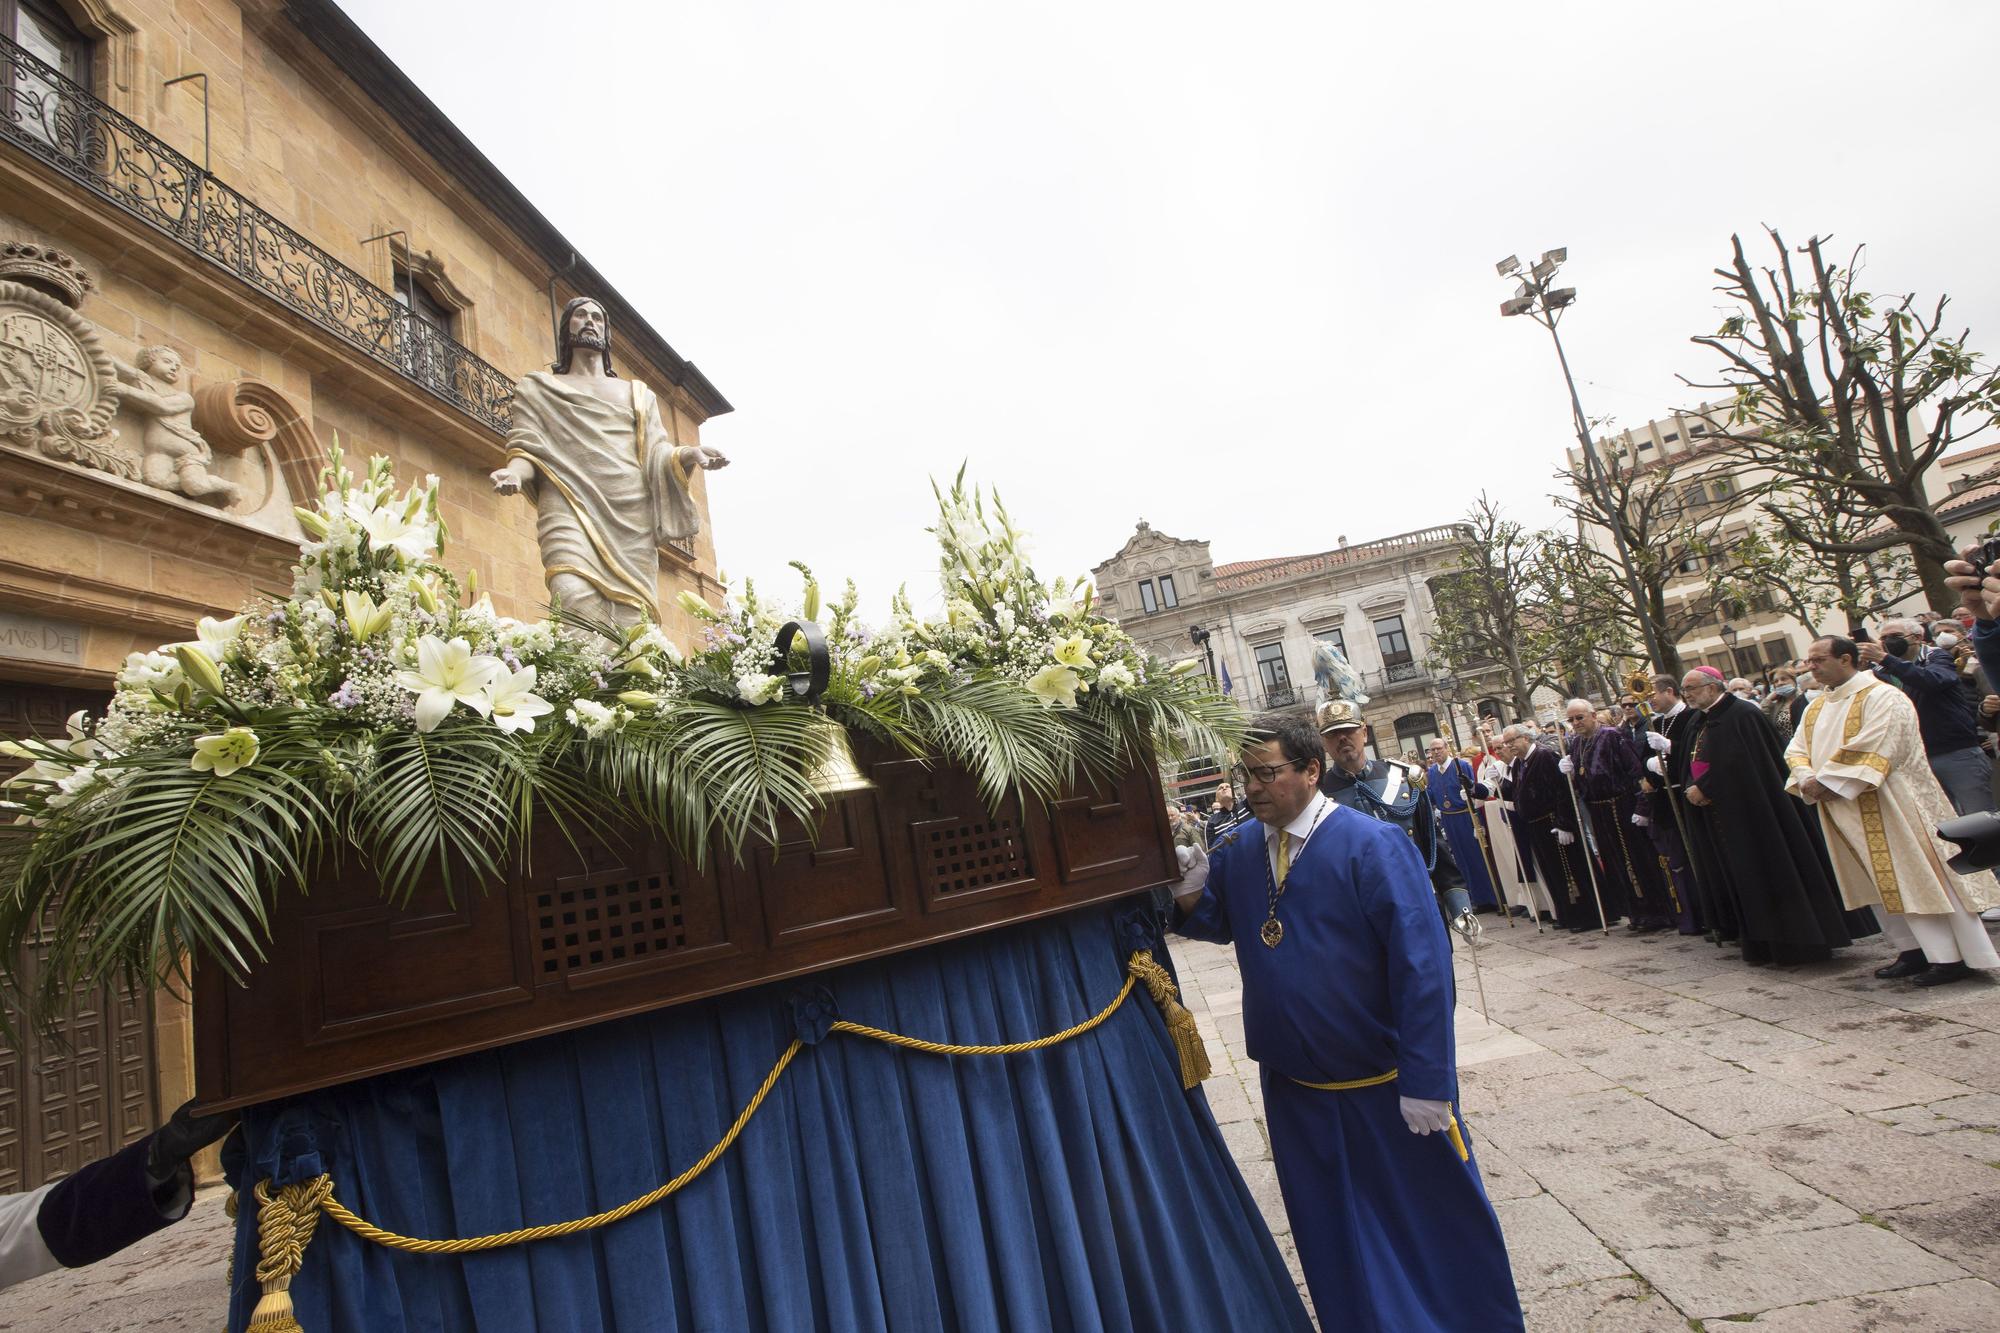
1495, 255, 1521, 277
1542, 247, 1567, 265
1546, 287, 1576, 309
1530, 258, 1555, 282
1500, 295, 1535, 317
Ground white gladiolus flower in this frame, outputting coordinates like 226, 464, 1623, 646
484, 665, 554, 735
564, 698, 625, 739
47, 762, 101, 808
1098, 661, 1136, 692
395, 636, 504, 732
117, 650, 184, 695
359, 505, 439, 564
629, 624, 681, 663
735, 673, 785, 706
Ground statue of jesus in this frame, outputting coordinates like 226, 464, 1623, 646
491, 297, 728, 628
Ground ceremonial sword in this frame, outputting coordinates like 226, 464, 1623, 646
1559, 743, 1613, 936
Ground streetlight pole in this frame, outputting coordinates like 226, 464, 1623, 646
1189, 624, 1217, 683
1498, 249, 1673, 672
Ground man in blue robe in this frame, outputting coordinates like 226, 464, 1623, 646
1425, 738, 1500, 911
1175, 714, 1523, 1331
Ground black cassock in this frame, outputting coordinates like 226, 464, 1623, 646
1503, 746, 1605, 932
1673, 694, 1872, 964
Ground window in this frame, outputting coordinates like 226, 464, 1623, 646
1393, 712, 1440, 755
1761, 638, 1794, 667
1662, 431, 1679, 444
1690, 423, 1709, 437
1253, 642, 1290, 694
1137, 579, 1158, 614
1677, 553, 1704, 574
1374, 615, 1412, 665
395, 265, 456, 336
1637, 440, 1654, 451
1710, 475, 1734, 499
1158, 573, 1178, 608
5, 0, 93, 153
1315, 627, 1346, 658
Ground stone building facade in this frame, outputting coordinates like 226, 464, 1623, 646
1092, 521, 1507, 782
0, 0, 730, 1188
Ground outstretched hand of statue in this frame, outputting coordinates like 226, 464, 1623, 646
491, 457, 533, 496
680, 444, 730, 473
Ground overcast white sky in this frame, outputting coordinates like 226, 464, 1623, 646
344, 0, 2000, 616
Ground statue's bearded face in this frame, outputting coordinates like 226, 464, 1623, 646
568, 302, 608, 349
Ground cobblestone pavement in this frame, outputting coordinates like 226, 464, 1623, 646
8, 922, 1998, 1331
1169, 918, 2000, 1330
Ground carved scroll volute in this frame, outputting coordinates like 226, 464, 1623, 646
192, 380, 280, 454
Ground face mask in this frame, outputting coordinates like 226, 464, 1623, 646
1881, 634, 1910, 658
1937, 633, 1961, 649
1775, 683, 1796, 696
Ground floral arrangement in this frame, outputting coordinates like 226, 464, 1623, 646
0, 451, 1239, 1021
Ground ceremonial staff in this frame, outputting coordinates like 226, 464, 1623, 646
1559, 738, 1612, 935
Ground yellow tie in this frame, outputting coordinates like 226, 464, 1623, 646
1275, 830, 1291, 887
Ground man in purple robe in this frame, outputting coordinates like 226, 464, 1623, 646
1560, 698, 1673, 932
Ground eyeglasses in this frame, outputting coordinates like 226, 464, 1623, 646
1235, 759, 1308, 786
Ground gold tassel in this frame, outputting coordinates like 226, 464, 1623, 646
247, 1175, 334, 1332
1126, 950, 1212, 1089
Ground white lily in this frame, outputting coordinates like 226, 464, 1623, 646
484, 665, 555, 735
1026, 664, 1083, 709
342, 590, 393, 642
736, 673, 785, 705
1052, 635, 1094, 669
395, 635, 504, 732
190, 727, 259, 778
359, 505, 439, 564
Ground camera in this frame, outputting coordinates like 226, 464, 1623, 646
1980, 535, 2000, 573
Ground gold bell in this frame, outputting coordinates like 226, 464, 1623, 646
808, 724, 874, 796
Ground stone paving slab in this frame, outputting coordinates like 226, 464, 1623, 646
1777, 1007, 1978, 1049
1738, 1042, 1978, 1111
1477, 1086, 1721, 1167
0, 1186, 233, 1331
1742, 1277, 2000, 1331
1667, 1015, 1826, 1064
1492, 1193, 1629, 1294
1887, 1028, 2000, 1092
1646, 1070, 1847, 1136
1735, 1115, 2000, 1211
1625, 1220, 1967, 1318
1519, 1276, 1689, 1333
1878, 1190, 2000, 1285
1526, 1144, 1856, 1251
1561, 1031, 1743, 1093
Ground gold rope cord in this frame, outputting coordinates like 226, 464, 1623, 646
262, 952, 1193, 1268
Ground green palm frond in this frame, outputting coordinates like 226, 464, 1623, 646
0, 727, 334, 1025
351, 722, 523, 903
586, 700, 830, 862
905, 680, 1076, 810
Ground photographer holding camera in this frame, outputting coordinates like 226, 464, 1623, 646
1857, 617, 1995, 819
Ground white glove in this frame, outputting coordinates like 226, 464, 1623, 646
1557, 755, 1575, 776
1645, 730, 1671, 754
1631, 813, 1650, 827
1399, 1097, 1454, 1135
1646, 756, 1665, 776
1555, 829, 1575, 847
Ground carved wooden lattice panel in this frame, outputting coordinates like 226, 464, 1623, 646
0, 682, 153, 1191
918, 815, 1031, 896
533, 871, 687, 981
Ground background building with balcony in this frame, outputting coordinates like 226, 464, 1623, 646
0, 0, 731, 1190
1092, 520, 1505, 777
1572, 404, 1999, 680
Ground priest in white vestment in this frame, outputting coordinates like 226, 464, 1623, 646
1786, 635, 2000, 986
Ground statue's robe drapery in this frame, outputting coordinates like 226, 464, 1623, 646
1504, 746, 1603, 931
1426, 757, 1498, 909
1676, 694, 1862, 964
1785, 671, 2000, 968
1176, 797, 1523, 1332
505, 372, 698, 621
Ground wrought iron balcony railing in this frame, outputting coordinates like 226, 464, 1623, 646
0, 33, 513, 434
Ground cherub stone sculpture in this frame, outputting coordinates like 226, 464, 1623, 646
112, 346, 241, 506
